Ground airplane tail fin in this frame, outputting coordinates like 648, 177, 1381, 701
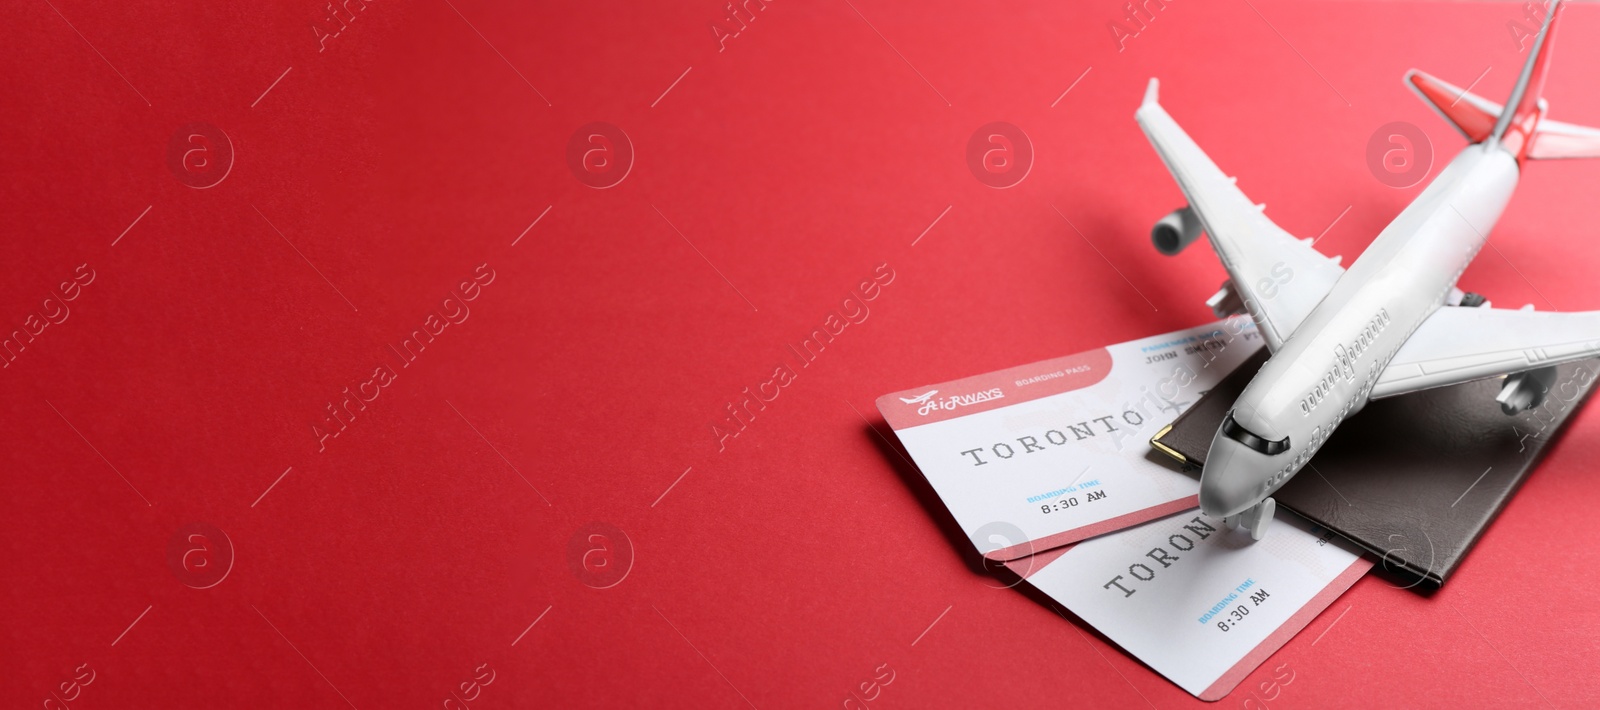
1405, 0, 1600, 160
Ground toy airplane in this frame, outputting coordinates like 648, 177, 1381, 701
1138, 1, 1600, 539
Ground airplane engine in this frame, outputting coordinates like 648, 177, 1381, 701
1496, 366, 1559, 415
1152, 206, 1204, 255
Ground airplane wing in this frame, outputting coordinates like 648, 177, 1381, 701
1136, 79, 1347, 351
1371, 306, 1600, 399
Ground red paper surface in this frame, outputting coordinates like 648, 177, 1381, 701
5, 0, 1599, 707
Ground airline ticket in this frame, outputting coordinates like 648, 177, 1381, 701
877, 321, 1261, 560
1009, 509, 1370, 700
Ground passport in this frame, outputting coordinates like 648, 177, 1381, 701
1150, 348, 1599, 587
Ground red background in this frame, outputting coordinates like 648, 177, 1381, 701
5, 0, 1598, 707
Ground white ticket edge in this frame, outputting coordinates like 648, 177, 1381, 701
1005, 509, 1372, 701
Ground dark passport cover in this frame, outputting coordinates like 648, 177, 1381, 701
1151, 348, 1598, 587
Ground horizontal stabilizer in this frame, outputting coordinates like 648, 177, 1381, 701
1406, 70, 1499, 143
1529, 117, 1600, 159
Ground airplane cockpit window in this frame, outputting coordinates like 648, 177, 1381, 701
1221, 412, 1291, 455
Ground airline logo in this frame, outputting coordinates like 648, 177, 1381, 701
906, 388, 1005, 416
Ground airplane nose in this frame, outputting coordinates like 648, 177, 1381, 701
1199, 432, 1261, 518
1198, 481, 1237, 518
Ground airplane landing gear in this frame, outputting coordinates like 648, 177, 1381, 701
1223, 497, 1277, 541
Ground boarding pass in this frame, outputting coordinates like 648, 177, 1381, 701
877, 321, 1261, 560
1008, 508, 1370, 700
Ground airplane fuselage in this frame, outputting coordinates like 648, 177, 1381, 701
1199, 143, 1523, 518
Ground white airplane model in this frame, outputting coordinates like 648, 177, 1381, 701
1138, 1, 1600, 539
